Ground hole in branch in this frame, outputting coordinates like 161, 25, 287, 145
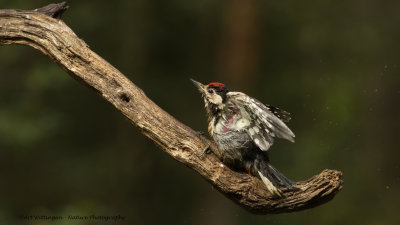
119, 93, 130, 103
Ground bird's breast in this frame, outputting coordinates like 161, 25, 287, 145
214, 115, 250, 134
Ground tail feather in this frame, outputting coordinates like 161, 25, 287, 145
256, 160, 298, 194
266, 163, 294, 189
258, 171, 282, 196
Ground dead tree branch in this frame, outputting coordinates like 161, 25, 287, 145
0, 3, 343, 214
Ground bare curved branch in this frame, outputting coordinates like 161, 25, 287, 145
0, 3, 343, 214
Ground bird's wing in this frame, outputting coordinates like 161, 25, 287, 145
264, 104, 291, 123
228, 92, 295, 151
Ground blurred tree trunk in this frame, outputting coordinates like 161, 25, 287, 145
215, 0, 259, 89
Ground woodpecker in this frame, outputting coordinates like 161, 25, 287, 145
191, 79, 297, 196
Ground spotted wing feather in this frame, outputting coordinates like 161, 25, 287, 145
244, 111, 273, 151
265, 104, 291, 123
229, 92, 295, 151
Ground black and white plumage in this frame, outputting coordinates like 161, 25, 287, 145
191, 79, 297, 196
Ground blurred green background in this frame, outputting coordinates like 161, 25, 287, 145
1, 0, 399, 224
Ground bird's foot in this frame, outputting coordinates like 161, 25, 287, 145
196, 131, 211, 156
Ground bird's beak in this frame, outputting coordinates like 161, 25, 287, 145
190, 79, 206, 94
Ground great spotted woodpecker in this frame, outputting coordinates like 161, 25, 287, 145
191, 79, 297, 196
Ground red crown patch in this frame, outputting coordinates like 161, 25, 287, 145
208, 82, 225, 88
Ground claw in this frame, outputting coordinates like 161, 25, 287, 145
197, 131, 211, 157
200, 146, 211, 156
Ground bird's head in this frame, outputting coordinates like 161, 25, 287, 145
191, 79, 229, 113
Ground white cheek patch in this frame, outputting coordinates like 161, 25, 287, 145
209, 94, 223, 105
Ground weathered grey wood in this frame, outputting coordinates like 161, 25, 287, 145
0, 3, 343, 214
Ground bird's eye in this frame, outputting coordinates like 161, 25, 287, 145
208, 89, 214, 94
